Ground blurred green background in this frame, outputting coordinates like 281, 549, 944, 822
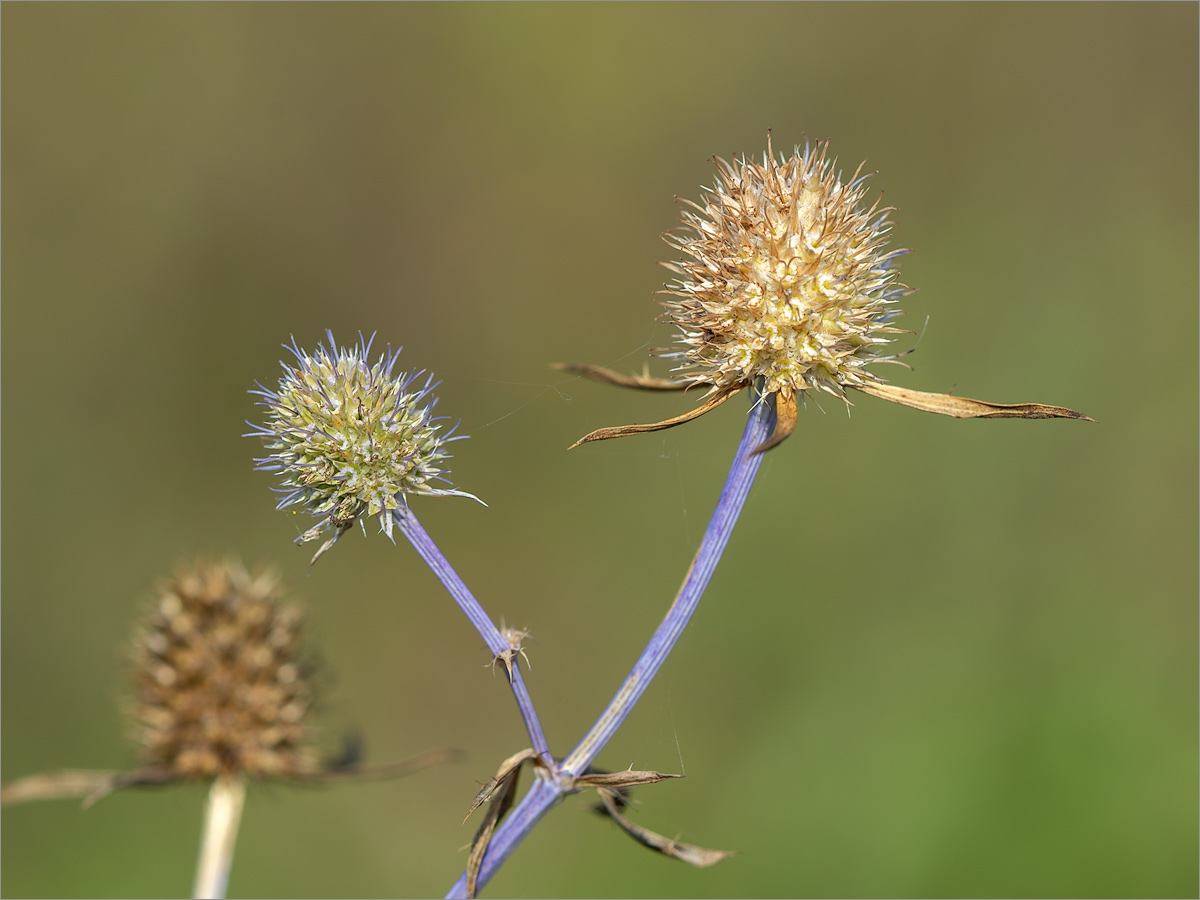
3, 4, 1196, 898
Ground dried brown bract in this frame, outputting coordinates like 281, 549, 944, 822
489, 620, 533, 682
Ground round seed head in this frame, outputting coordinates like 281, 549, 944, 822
248, 331, 474, 552
661, 138, 909, 400
131, 562, 318, 779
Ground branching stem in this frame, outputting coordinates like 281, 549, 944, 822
398, 510, 551, 762
443, 387, 776, 898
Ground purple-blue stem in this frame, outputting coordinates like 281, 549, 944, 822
398, 509, 551, 762
444, 387, 776, 898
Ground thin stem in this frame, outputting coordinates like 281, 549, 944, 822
192, 773, 246, 900
562, 387, 774, 775
443, 387, 776, 898
397, 508, 551, 761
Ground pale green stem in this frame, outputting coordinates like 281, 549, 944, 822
192, 773, 246, 900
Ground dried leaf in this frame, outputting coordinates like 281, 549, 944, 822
855, 382, 1093, 421
554, 362, 702, 391
568, 387, 740, 449
462, 748, 537, 824
753, 390, 798, 454
596, 787, 738, 868
465, 749, 536, 899
466, 777, 517, 899
2, 767, 179, 809
574, 768, 684, 789
1, 770, 123, 807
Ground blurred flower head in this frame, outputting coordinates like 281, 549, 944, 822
249, 331, 475, 560
2, 559, 462, 808
132, 561, 318, 779
661, 136, 908, 401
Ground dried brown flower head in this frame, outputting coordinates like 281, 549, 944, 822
3, 561, 463, 900
563, 133, 1090, 452
131, 561, 318, 780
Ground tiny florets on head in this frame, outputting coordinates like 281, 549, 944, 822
248, 331, 475, 559
661, 136, 909, 402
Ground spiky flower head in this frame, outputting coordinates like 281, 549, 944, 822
661, 136, 907, 401
564, 134, 1089, 452
131, 561, 318, 779
249, 331, 474, 559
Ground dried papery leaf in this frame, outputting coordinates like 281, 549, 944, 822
466, 775, 517, 899
463, 780, 500, 826
553, 362, 703, 391
752, 390, 799, 455
568, 387, 740, 450
1, 767, 183, 809
463, 749, 537, 824
465, 749, 536, 899
1, 770, 123, 807
855, 382, 1094, 421
298, 747, 466, 783
596, 787, 738, 868
574, 768, 685, 789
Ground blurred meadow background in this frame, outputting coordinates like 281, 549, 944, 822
2, 4, 1196, 898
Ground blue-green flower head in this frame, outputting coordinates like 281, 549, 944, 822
248, 332, 477, 560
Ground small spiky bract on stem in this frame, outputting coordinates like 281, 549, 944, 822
248, 331, 475, 562
132, 561, 319, 780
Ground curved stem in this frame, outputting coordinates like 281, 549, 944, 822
193, 773, 246, 900
561, 387, 775, 775
443, 387, 776, 897
398, 508, 551, 761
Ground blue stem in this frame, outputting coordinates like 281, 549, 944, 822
562, 389, 774, 775
398, 509, 551, 762
444, 388, 776, 898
